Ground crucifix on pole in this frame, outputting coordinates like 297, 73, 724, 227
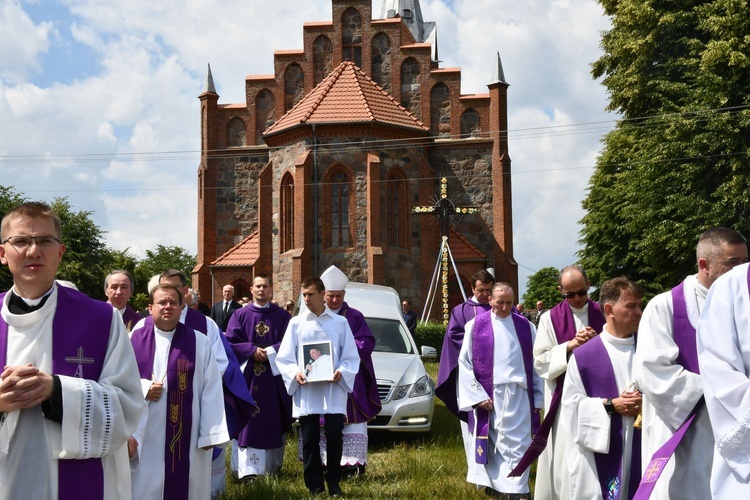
413, 177, 479, 324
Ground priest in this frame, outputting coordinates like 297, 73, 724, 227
129, 283, 229, 499
104, 269, 140, 331
0, 201, 144, 499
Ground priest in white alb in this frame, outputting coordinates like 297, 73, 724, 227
129, 283, 229, 500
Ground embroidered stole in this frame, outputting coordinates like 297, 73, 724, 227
0, 286, 111, 500
130, 322, 196, 500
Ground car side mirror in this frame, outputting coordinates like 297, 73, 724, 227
420, 346, 437, 359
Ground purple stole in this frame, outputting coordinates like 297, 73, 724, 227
0, 286, 111, 500
509, 299, 605, 477
470, 311, 536, 464
633, 281, 705, 499
121, 304, 141, 332
575, 335, 641, 500
339, 303, 382, 423
131, 322, 196, 500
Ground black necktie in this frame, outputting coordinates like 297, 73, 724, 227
223, 301, 229, 316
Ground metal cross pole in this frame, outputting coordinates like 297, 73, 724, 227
413, 177, 479, 324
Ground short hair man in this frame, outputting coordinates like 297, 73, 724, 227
634, 227, 747, 498
561, 277, 644, 499
435, 269, 495, 465
211, 284, 242, 331
534, 300, 546, 326
697, 260, 750, 496
224, 274, 293, 479
192, 288, 212, 316
318, 265, 381, 475
402, 299, 418, 335
129, 283, 229, 499
457, 283, 543, 498
530, 265, 606, 499
275, 277, 360, 497
105, 269, 140, 331
0, 201, 143, 499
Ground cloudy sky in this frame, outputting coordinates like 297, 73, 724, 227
0, 0, 614, 297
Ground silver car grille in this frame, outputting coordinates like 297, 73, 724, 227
377, 382, 393, 403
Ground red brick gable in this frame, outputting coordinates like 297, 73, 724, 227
263, 60, 428, 137
211, 230, 259, 267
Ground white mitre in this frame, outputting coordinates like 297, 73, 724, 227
320, 265, 349, 291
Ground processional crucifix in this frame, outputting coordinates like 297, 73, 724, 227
412, 177, 479, 325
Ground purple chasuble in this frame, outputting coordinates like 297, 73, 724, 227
338, 302, 382, 423
225, 303, 293, 449
130, 322, 196, 500
574, 335, 641, 500
121, 304, 141, 332
0, 286, 111, 500
470, 311, 537, 464
436, 299, 492, 420
670, 282, 700, 374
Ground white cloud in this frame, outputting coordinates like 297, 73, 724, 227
0, 0, 53, 83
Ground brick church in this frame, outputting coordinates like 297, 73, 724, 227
193, 0, 517, 314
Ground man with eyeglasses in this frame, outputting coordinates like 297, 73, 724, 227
633, 227, 747, 499
129, 283, 229, 499
0, 201, 144, 499
527, 265, 605, 499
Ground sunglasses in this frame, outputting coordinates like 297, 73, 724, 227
562, 289, 588, 299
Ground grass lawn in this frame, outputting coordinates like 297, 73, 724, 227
220, 360, 535, 499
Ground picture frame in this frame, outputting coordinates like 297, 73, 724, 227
301, 340, 334, 382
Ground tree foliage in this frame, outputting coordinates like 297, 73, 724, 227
522, 267, 563, 309
579, 0, 750, 297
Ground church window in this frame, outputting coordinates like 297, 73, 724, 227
342, 8, 362, 68
227, 117, 246, 147
326, 167, 353, 248
430, 83, 451, 139
402, 9, 413, 20
371, 33, 392, 93
280, 173, 294, 253
461, 109, 481, 138
387, 169, 409, 248
401, 57, 421, 120
284, 63, 304, 113
313, 35, 333, 86
255, 89, 275, 145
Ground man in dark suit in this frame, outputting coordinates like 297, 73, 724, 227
211, 284, 242, 331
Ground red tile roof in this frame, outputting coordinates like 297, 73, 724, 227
211, 230, 259, 267
264, 61, 428, 136
449, 227, 487, 261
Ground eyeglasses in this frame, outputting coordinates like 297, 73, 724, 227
562, 289, 588, 299
153, 300, 180, 308
1, 235, 61, 249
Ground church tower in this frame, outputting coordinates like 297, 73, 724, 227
194, 0, 516, 313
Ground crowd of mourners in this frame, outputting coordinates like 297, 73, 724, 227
1, 201, 749, 500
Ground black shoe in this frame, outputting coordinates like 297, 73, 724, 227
329, 485, 343, 497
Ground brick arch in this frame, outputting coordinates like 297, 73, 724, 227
386, 167, 409, 248
371, 32, 392, 93
231, 279, 251, 301
255, 89, 275, 144
284, 63, 304, 113
461, 108, 481, 138
400, 57, 421, 120
227, 116, 246, 147
341, 7, 363, 68
313, 35, 333, 86
430, 82, 451, 139
323, 163, 356, 248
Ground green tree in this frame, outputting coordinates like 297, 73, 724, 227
131, 245, 196, 311
579, 0, 750, 297
522, 267, 562, 309
0, 186, 27, 292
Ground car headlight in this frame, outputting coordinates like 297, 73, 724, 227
392, 384, 410, 400
409, 375, 433, 398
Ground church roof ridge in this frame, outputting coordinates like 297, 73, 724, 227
263, 60, 428, 137
211, 230, 259, 268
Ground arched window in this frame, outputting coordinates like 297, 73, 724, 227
227, 117, 246, 147
313, 35, 333, 86
461, 109, 481, 138
342, 8, 362, 68
387, 169, 409, 248
371, 33, 392, 93
280, 173, 294, 253
430, 83, 451, 138
284, 63, 304, 113
326, 167, 353, 247
401, 57, 421, 120
255, 89, 275, 144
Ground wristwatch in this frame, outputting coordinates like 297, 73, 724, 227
604, 398, 615, 414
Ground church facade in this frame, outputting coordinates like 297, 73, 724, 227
193, 0, 516, 314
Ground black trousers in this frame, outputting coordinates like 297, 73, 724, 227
299, 413, 345, 492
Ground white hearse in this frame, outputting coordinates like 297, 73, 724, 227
299, 282, 436, 432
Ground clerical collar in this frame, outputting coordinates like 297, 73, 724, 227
254, 301, 270, 308
329, 306, 342, 314
8, 287, 54, 314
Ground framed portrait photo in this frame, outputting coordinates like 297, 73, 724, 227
301, 341, 334, 382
